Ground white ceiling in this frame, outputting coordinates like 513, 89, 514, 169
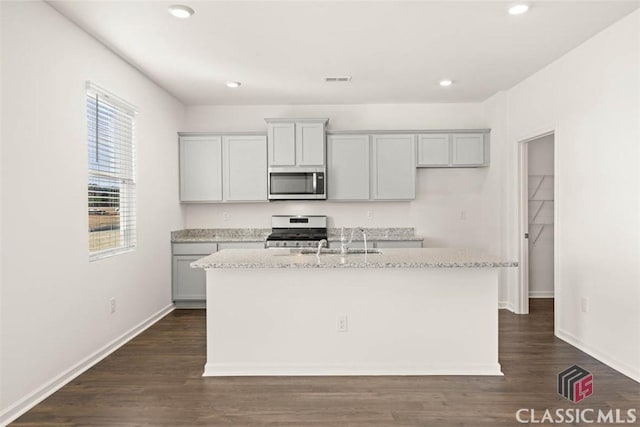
49, 1, 639, 105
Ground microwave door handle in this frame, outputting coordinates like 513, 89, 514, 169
312, 172, 317, 194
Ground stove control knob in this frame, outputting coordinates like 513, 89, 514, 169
295, 242, 300, 246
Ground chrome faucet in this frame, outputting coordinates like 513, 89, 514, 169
340, 227, 348, 254
316, 239, 328, 256
340, 227, 368, 255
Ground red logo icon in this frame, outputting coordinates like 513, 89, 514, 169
558, 365, 593, 403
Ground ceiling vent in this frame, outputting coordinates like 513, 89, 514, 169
324, 76, 352, 82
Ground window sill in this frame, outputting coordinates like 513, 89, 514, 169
89, 247, 135, 262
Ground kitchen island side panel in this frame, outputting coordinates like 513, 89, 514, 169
204, 268, 500, 376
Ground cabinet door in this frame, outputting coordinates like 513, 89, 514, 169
268, 122, 296, 166
452, 133, 485, 166
172, 255, 207, 301
223, 135, 267, 201
417, 134, 450, 167
179, 136, 222, 202
327, 135, 370, 200
296, 122, 325, 166
371, 135, 416, 200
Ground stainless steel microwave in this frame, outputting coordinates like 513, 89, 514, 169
268, 167, 326, 200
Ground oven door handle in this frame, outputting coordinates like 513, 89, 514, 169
312, 172, 317, 194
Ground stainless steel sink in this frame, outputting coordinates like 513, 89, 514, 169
298, 248, 383, 255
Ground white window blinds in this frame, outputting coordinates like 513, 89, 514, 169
87, 82, 137, 260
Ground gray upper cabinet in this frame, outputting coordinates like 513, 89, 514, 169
296, 122, 325, 166
371, 134, 416, 200
452, 133, 486, 166
180, 135, 223, 202
266, 119, 328, 167
417, 132, 488, 167
327, 135, 370, 200
417, 134, 450, 166
180, 133, 267, 203
223, 135, 267, 201
267, 122, 296, 166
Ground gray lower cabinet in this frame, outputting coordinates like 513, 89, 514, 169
172, 241, 266, 308
172, 242, 217, 308
172, 255, 207, 307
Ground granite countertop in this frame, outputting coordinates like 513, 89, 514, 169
191, 248, 517, 269
172, 228, 271, 242
327, 227, 422, 241
172, 228, 423, 243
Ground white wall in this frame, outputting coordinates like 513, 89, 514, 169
183, 103, 505, 249
487, 10, 640, 380
184, 103, 485, 132
527, 135, 554, 298
0, 1, 184, 422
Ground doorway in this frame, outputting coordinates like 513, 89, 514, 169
519, 133, 555, 313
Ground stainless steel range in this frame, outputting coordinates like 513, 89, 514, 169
265, 215, 327, 248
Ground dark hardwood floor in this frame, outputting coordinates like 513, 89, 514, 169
11, 299, 640, 426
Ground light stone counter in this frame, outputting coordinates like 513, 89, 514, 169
171, 228, 271, 242
191, 248, 517, 269
173, 227, 423, 243
327, 227, 422, 241
198, 247, 512, 377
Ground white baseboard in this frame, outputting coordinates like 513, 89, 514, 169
0, 304, 175, 427
203, 362, 503, 377
499, 301, 515, 312
529, 290, 554, 298
556, 328, 640, 383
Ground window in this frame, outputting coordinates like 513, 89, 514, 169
87, 82, 137, 260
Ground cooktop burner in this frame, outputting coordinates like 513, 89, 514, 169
265, 215, 327, 248
267, 229, 327, 241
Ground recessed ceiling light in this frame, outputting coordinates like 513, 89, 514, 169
168, 5, 194, 19
324, 76, 352, 83
226, 81, 241, 88
508, 3, 530, 15
439, 79, 453, 87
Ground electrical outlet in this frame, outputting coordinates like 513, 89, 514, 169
460, 210, 467, 220
337, 315, 348, 332
581, 297, 588, 313
366, 210, 374, 220
223, 212, 229, 221
110, 297, 116, 314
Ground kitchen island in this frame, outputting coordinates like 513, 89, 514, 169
192, 248, 517, 377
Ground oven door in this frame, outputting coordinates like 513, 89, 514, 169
268, 167, 326, 200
